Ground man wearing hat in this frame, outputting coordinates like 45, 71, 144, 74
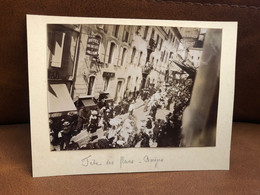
59, 121, 72, 150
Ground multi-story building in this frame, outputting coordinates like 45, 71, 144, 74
72, 24, 147, 104
47, 24, 205, 110
47, 24, 81, 116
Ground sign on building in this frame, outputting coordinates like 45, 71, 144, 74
86, 36, 101, 57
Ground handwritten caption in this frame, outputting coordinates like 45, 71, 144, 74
81, 155, 164, 168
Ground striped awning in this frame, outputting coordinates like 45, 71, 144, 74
48, 84, 77, 113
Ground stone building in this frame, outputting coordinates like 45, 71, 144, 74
47, 24, 81, 116
72, 24, 147, 103
61, 24, 205, 106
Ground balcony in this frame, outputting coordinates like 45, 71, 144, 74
142, 63, 153, 75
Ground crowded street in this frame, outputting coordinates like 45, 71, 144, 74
47, 24, 208, 150
49, 78, 193, 151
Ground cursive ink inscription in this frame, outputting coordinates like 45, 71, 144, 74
106, 159, 114, 165
80, 155, 163, 169
143, 155, 163, 168
120, 156, 134, 168
81, 155, 102, 167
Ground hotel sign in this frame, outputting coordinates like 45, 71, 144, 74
86, 36, 101, 57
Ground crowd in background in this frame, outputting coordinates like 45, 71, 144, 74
49, 78, 194, 151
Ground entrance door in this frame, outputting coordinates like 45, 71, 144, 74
115, 81, 123, 103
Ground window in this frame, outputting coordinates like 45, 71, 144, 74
161, 50, 165, 61
104, 25, 108, 33
115, 81, 123, 102
122, 26, 130, 43
121, 48, 127, 66
113, 25, 120, 37
103, 77, 109, 91
150, 29, 155, 39
49, 32, 65, 68
87, 76, 95, 95
138, 51, 143, 66
172, 35, 175, 43
156, 35, 159, 46
131, 47, 136, 63
159, 39, 163, 50
143, 26, 149, 39
108, 42, 116, 64
174, 39, 180, 52
136, 26, 141, 34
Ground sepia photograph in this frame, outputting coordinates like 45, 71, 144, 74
27, 15, 237, 177
47, 24, 221, 151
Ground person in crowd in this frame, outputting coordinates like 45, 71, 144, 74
128, 100, 135, 116
103, 107, 113, 130
88, 110, 99, 133
152, 119, 161, 142
97, 98, 106, 109
107, 102, 115, 118
59, 121, 72, 150
166, 94, 173, 110
150, 102, 158, 121
146, 116, 153, 130
76, 106, 91, 131
140, 128, 150, 147
114, 101, 122, 116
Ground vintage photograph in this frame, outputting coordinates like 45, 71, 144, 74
47, 24, 221, 151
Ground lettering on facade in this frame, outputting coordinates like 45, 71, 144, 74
86, 36, 101, 57
103, 72, 115, 78
48, 69, 60, 79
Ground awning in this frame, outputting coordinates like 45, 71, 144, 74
48, 84, 77, 113
80, 98, 96, 107
172, 60, 196, 78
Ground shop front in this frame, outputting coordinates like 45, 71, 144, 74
48, 84, 78, 118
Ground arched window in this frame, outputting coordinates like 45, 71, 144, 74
113, 25, 120, 37
87, 76, 95, 95
108, 42, 116, 64
104, 25, 108, 33
121, 48, 127, 66
131, 47, 136, 63
150, 29, 155, 39
143, 26, 149, 39
123, 26, 130, 43
156, 35, 159, 46
159, 39, 163, 50
138, 51, 143, 66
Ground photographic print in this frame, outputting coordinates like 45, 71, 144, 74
48, 24, 220, 151
27, 15, 237, 177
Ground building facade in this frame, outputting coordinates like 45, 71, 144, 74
47, 24, 81, 116
47, 24, 205, 112
71, 24, 196, 103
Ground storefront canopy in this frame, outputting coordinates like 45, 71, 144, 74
48, 84, 77, 113
172, 60, 196, 78
80, 98, 96, 107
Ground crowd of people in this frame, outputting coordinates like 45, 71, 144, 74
49, 78, 194, 151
